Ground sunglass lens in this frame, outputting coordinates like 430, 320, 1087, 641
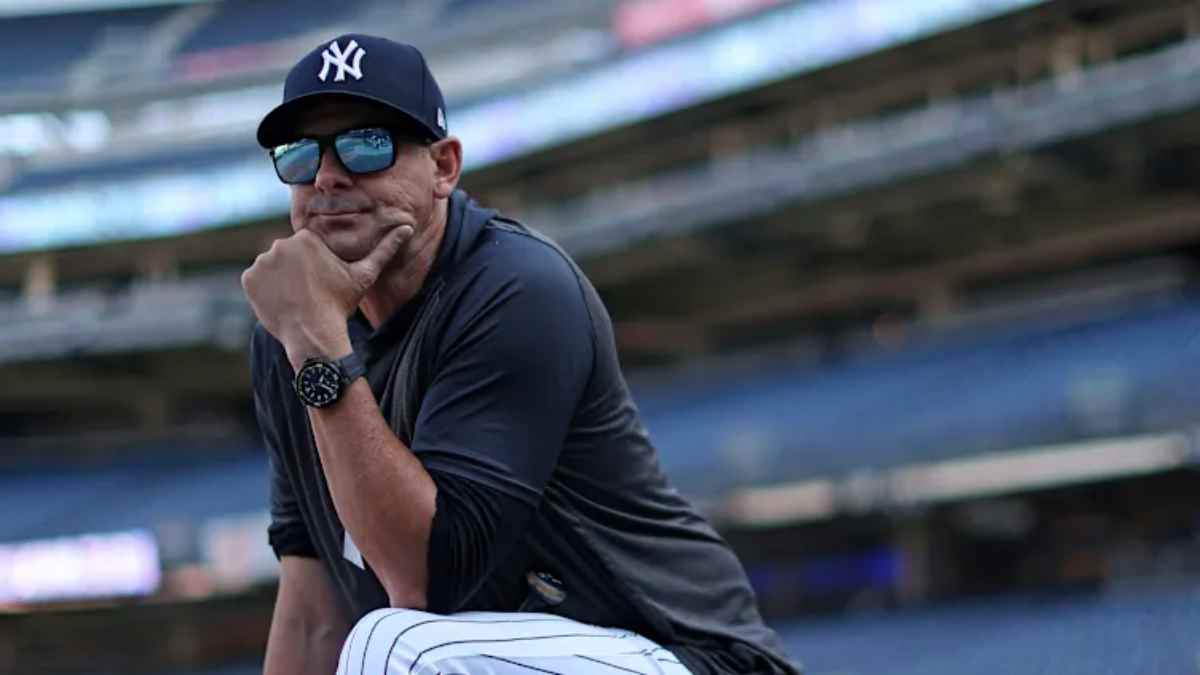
273, 139, 321, 184
336, 128, 395, 175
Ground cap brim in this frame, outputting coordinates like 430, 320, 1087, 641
256, 90, 442, 148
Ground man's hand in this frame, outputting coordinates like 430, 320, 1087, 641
241, 226, 413, 363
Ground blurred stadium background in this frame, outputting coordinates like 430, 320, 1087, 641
2, 0, 1200, 672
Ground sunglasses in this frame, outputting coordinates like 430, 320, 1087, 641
269, 126, 431, 185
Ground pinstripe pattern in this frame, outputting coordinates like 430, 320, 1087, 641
576, 654, 647, 674
407, 632, 637, 672
335, 608, 693, 675
479, 654, 564, 673
366, 615, 572, 675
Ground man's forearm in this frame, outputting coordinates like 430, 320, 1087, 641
263, 557, 351, 675
306, 377, 438, 609
263, 602, 347, 675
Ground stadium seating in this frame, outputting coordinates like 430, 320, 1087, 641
640, 297, 1200, 494
53, 454, 268, 539
8, 32, 1196, 261
2, 142, 255, 195
174, 0, 535, 57
5, 295, 1199, 543
174, 0, 373, 56
9, 3, 1200, 674
147, 581, 1200, 675
0, 275, 251, 364
0, 0, 569, 101
0, 453, 267, 542
0, 6, 174, 94
0, 468, 139, 542
779, 582, 1200, 675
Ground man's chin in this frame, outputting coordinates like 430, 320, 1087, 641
320, 234, 373, 263
331, 247, 371, 263
312, 225, 400, 264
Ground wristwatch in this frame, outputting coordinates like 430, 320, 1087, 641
293, 351, 366, 408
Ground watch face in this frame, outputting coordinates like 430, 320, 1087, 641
296, 361, 341, 407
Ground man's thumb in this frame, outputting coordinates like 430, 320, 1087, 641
351, 225, 413, 287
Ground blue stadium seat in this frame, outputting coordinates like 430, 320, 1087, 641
57, 454, 269, 537
640, 298, 1200, 494
440, 0, 531, 15
1, 142, 257, 195
5, 298, 1200, 541
0, 7, 174, 94
0, 453, 267, 543
176, 0, 375, 56
776, 582, 1200, 675
0, 467, 139, 541
150, 583, 1200, 674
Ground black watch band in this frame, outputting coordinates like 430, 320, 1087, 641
334, 350, 367, 387
293, 350, 366, 408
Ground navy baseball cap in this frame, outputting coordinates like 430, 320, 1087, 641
257, 34, 448, 148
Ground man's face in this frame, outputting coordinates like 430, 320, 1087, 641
285, 100, 437, 263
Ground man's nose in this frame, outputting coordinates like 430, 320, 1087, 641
313, 146, 352, 191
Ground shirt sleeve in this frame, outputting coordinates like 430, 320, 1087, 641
410, 245, 595, 504
252, 325, 318, 560
425, 469, 532, 613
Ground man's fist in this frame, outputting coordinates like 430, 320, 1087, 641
241, 226, 413, 360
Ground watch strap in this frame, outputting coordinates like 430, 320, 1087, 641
334, 350, 366, 386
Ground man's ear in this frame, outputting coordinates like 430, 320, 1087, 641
430, 136, 463, 199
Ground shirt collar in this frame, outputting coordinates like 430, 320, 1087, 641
348, 189, 490, 350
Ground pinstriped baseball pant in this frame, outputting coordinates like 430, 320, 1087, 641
337, 608, 695, 675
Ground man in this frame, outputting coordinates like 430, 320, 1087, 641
244, 33, 800, 675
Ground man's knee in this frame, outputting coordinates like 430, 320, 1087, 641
339, 608, 433, 675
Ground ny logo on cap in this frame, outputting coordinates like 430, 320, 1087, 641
318, 39, 366, 82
